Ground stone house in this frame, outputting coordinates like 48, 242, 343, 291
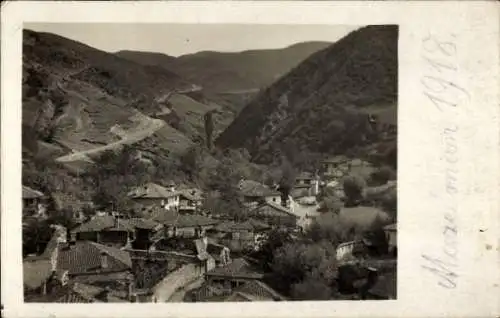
247, 202, 298, 229
128, 182, 180, 211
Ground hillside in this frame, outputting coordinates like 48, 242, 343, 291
116, 42, 331, 93
22, 29, 227, 161
216, 25, 398, 167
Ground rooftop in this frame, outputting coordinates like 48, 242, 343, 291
57, 241, 132, 275
71, 215, 136, 233
238, 180, 280, 197
205, 258, 263, 279
22, 185, 44, 199
128, 182, 179, 199
152, 209, 218, 228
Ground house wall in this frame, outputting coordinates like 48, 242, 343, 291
336, 242, 355, 261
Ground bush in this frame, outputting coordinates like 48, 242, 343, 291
342, 174, 366, 205
370, 166, 396, 185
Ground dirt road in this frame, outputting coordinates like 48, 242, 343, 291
55, 117, 165, 163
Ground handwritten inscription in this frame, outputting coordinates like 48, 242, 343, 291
420, 33, 468, 289
421, 33, 470, 112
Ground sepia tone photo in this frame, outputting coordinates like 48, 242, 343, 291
21, 23, 398, 303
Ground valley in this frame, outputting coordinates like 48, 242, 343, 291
22, 24, 398, 304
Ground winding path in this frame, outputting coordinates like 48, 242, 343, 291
55, 117, 165, 163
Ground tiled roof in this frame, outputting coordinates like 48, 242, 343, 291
128, 218, 159, 230
322, 155, 349, 164
238, 180, 280, 197
247, 218, 271, 231
128, 182, 179, 199
177, 214, 219, 228
224, 291, 260, 302
249, 202, 298, 218
71, 215, 135, 233
57, 241, 132, 275
214, 221, 237, 232
72, 282, 104, 300
296, 172, 315, 180
23, 259, 52, 290
22, 185, 44, 199
205, 258, 263, 279
25, 284, 96, 303
235, 280, 287, 301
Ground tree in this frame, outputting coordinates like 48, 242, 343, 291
271, 241, 338, 297
278, 158, 296, 207
370, 166, 396, 186
23, 219, 54, 257
342, 174, 366, 206
204, 110, 215, 150
252, 229, 293, 271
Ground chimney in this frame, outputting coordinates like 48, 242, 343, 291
100, 251, 108, 269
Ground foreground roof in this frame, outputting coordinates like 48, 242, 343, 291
128, 182, 179, 199
57, 241, 132, 275
152, 209, 218, 228
238, 180, 280, 197
71, 215, 135, 233
23, 258, 52, 290
22, 185, 44, 199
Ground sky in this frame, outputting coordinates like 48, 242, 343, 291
25, 23, 360, 57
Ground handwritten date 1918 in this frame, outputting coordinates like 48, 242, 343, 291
421, 33, 470, 112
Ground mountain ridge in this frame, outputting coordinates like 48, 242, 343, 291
116, 41, 332, 92
215, 25, 398, 167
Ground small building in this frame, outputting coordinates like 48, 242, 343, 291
237, 179, 282, 206
22, 185, 47, 217
178, 188, 203, 213
56, 241, 134, 288
321, 156, 350, 179
247, 202, 298, 229
383, 223, 397, 256
209, 219, 271, 253
204, 258, 264, 291
128, 182, 180, 211
152, 208, 219, 239
71, 215, 136, 248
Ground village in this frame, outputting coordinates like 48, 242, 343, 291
22, 154, 397, 303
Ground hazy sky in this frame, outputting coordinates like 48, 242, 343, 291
26, 23, 360, 57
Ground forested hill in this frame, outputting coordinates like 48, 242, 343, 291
215, 25, 398, 168
116, 41, 332, 93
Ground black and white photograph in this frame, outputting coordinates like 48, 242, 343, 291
20, 23, 398, 303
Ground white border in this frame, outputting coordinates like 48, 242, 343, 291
2, 1, 499, 318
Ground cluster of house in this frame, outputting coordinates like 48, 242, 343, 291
23, 178, 303, 303
22, 153, 397, 303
